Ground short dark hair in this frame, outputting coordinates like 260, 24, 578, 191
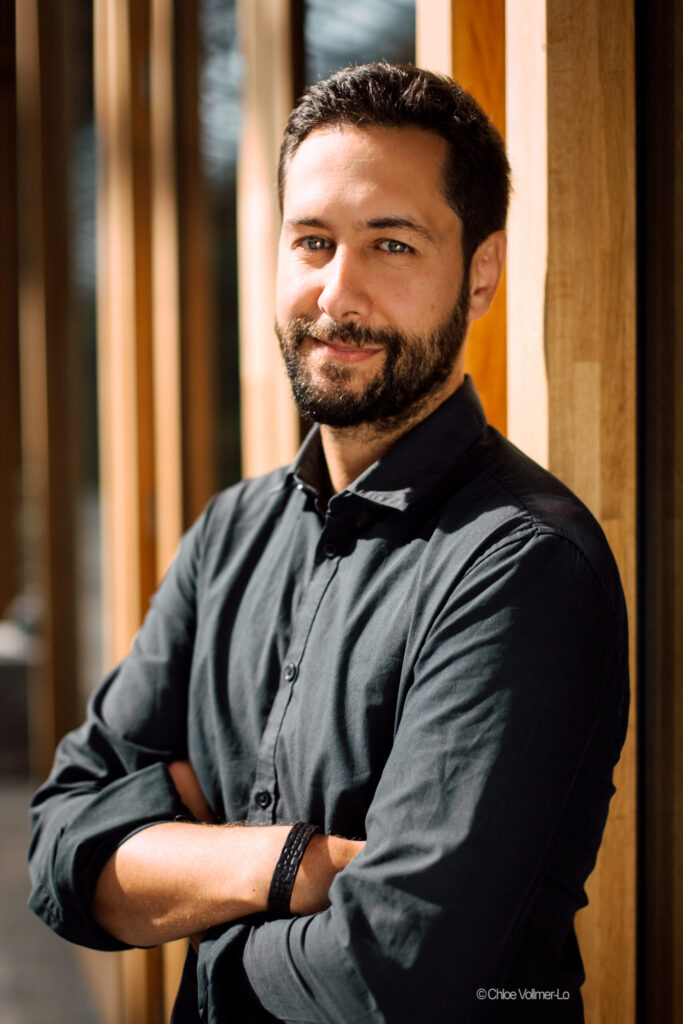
278, 61, 510, 269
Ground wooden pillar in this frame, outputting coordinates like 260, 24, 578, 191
93, 0, 213, 1017
450, 0, 507, 436
237, 0, 300, 477
94, 2, 162, 1021
0, 1, 21, 618
419, 1, 637, 1019
15, 0, 81, 780
505, 0, 548, 468
95, 0, 157, 662
545, 3, 637, 1021
638, 1, 683, 1020
417, 0, 507, 434
174, 0, 216, 527
151, 0, 184, 576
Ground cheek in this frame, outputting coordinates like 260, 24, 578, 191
275, 263, 318, 320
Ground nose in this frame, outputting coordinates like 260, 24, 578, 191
317, 247, 372, 322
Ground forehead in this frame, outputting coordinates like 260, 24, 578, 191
281, 125, 457, 228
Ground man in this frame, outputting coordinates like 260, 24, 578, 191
29, 63, 628, 1022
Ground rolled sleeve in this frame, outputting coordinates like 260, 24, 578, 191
232, 533, 626, 1022
28, 510, 206, 950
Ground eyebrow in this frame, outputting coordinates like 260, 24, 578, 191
283, 215, 436, 244
363, 217, 436, 243
284, 217, 330, 231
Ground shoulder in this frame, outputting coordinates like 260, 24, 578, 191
443, 426, 622, 600
194, 465, 291, 542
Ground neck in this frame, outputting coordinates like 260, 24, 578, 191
320, 369, 465, 494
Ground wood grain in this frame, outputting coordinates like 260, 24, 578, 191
545, 2, 637, 1020
237, 0, 300, 477
638, 1, 683, 1020
0, 1, 21, 616
451, 0, 507, 435
15, 0, 81, 779
94, 2, 163, 1021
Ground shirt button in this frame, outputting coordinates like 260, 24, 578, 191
255, 790, 272, 809
323, 542, 338, 559
283, 662, 297, 682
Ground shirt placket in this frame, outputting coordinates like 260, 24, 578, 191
248, 522, 344, 824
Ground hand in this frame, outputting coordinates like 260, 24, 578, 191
291, 834, 365, 915
168, 759, 216, 823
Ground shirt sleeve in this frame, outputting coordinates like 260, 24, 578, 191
202, 530, 628, 1023
28, 508, 208, 951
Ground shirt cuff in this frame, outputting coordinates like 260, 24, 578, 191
29, 761, 186, 950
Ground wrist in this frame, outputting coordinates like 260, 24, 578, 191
233, 824, 293, 915
290, 834, 364, 916
267, 822, 320, 917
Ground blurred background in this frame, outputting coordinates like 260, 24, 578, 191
0, 0, 680, 1021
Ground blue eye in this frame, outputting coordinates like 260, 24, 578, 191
379, 239, 411, 254
301, 236, 331, 251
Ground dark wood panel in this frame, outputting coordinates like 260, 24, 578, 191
637, 0, 683, 1020
15, 0, 81, 778
0, 0, 21, 616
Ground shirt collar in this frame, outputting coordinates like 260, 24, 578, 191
286, 375, 487, 512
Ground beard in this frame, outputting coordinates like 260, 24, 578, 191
276, 281, 471, 432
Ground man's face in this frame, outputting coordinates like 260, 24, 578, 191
276, 125, 470, 430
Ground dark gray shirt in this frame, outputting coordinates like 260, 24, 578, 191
29, 378, 629, 1023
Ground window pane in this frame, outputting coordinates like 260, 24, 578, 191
304, 0, 415, 84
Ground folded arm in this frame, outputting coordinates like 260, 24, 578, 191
90, 761, 363, 947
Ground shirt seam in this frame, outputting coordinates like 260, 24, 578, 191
467, 467, 612, 596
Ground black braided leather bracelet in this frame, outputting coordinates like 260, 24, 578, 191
267, 821, 320, 917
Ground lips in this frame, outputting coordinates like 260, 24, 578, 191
313, 339, 382, 363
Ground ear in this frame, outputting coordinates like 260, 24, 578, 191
467, 231, 507, 323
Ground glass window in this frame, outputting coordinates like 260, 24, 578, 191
304, 0, 415, 84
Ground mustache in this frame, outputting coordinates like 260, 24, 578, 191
279, 316, 403, 351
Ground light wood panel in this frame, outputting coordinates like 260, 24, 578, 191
545, 2, 637, 1021
237, 0, 300, 477
419, 1, 637, 1018
93, 1, 215, 1016
415, 0, 452, 75
151, 0, 184, 576
93, 2, 163, 1021
505, 0, 548, 468
417, 0, 507, 434
95, 0, 156, 664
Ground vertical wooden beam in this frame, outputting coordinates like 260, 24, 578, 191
151, 0, 183, 575
416, 0, 452, 76
0, 1, 21, 617
15, 0, 81, 779
421, 0, 637, 1017
638, 1, 683, 1020
95, 0, 157, 665
174, 0, 216, 527
94, 2, 163, 1022
237, 0, 300, 477
450, 0, 506, 436
505, 0, 548, 468
545, 2, 637, 1021
416, 0, 507, 435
